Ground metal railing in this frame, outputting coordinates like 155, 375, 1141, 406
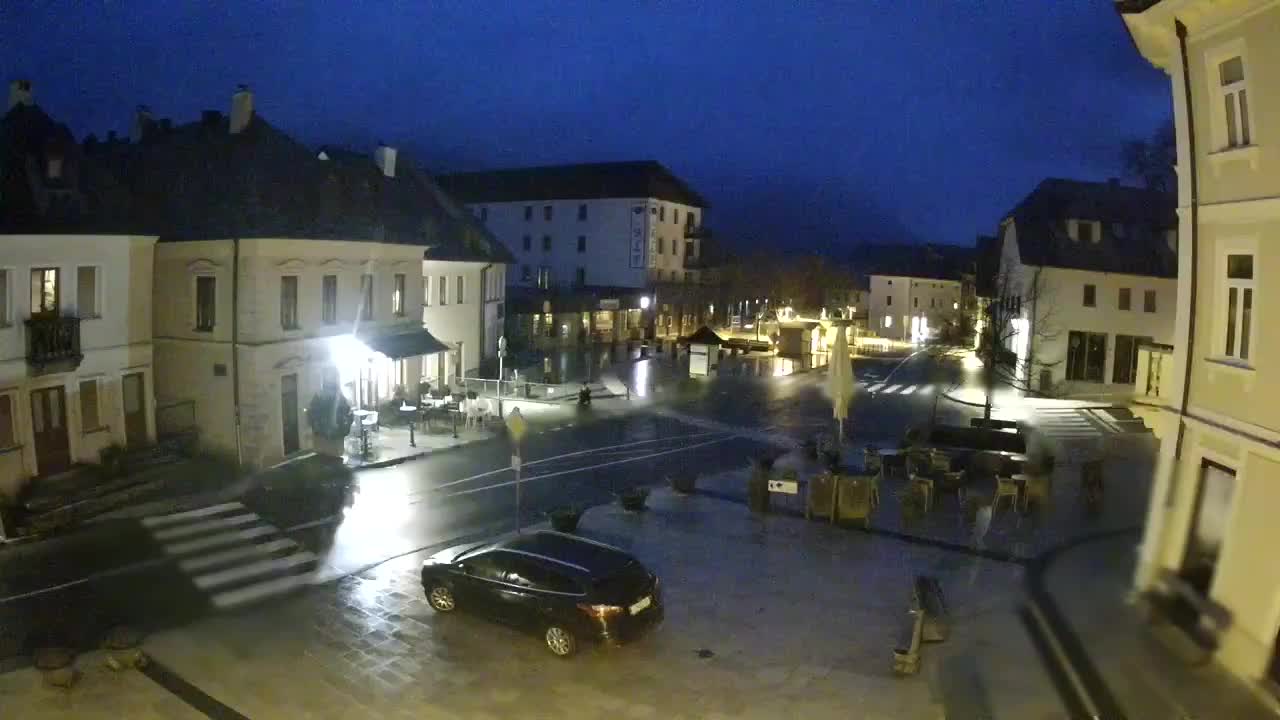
457, 376, 580, 402
24, 314, 82, 368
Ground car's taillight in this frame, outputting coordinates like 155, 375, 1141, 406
578, 603, 624, 620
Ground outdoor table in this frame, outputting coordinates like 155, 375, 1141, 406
878, 449, 906, 480
1010, 473, 1031, 505
353, 409, 376, 458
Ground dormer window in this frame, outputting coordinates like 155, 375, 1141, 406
1068, 219, 1100, 243
46, 155, 63, 181
1077, 221, 1093, 243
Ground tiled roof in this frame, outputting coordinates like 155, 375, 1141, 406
847, 242, 977, 282
1005, 178, 1175, 278
437, 161, 708, 208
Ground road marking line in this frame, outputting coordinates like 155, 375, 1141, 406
868, 383, 885, 392
179, 538, 298, 573
900, 384, 917, 395
883, 384, 903, 394
162, 526, 277, 555
153, 514, 260, 541
194, 551, 316, 590
142, 502, 244, 528
920, 384, 934, 394
211, 574, 315, 610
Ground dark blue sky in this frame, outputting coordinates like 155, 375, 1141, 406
1, 1, 1170, 252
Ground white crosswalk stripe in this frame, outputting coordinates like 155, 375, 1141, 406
899, 384, 917, 395
920, 384, 934, 394
867, 383, 885, 393
883, 384, 903, 394
142, 501, 318, 611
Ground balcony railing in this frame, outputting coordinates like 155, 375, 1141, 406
1135, 342, 1174, 406
684, 225, 711, 240
24, 315, 83, 371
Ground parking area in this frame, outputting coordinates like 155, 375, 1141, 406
7, 489, 1065, 719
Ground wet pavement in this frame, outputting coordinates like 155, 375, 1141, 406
109, 489, 1063, 719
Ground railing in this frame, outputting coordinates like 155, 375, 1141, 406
24, 315, 82, 369
457, 376, 580, 402
1135, 342, 1175, 405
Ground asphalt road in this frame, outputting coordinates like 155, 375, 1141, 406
0, 348, 984, 664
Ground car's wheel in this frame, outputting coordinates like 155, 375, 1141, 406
544, 624, 578, 658
426, 585, 456, 612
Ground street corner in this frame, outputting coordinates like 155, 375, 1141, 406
0, 647, 204, 720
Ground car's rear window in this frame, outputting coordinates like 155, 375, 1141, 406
592, 559, 650, 597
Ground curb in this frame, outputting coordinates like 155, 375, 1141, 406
350, 432, 502, 471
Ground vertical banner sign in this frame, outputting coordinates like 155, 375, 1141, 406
630, 205, 647, 269
647, 205, 658, 269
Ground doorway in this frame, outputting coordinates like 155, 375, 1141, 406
1181, 460, 1236, 596
1066, 331, 1107, 383
281, 374, 300, 456
122, 372, 147, 447
30, 386, 70, 476
1113, 335, 1152, 385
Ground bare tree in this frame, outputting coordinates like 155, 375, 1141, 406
1121, 119, 1175, 192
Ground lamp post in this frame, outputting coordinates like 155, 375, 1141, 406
497, 335, 507, 419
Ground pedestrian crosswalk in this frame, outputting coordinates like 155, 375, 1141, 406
142, 501, 317, 611
859, 382, 934, 396
1030, 408, 1106, 442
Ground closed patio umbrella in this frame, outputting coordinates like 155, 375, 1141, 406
825, 323, 856, 444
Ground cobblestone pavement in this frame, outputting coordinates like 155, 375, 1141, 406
0, 649, 203, 720
118, 489, 1066, 719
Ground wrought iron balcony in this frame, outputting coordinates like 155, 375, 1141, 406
24, 315, 83, 372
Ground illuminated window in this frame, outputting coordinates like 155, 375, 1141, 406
1223, 253, 1253, 361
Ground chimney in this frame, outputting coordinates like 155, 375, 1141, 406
8, 79, 33, 110
373, 142, 397, 178
132, 105, 154, 142
229, 84, 253, 134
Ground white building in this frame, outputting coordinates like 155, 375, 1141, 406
138, 89, 506, 469
440, 161, 707, 289
996, 178, 1178, 395
0, 86, 157, 497
868, 274, 962, 343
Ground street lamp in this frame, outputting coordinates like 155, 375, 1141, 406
497, 335, 507, 419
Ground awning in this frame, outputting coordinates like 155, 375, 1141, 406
362, 329, 450, 359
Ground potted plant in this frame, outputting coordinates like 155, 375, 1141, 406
668, 472, 696, 495
548, 506, 583, 533
619, 486, 649, 512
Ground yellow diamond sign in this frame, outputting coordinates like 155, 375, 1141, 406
505, 407, 528, 444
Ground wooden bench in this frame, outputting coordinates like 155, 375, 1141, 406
892, 575, 950, 676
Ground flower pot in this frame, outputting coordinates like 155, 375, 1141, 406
548, 508, 582, 533
668, 473, 696, 495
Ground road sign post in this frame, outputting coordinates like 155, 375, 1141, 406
498, 336, 507, 419
506, 407, 528, 533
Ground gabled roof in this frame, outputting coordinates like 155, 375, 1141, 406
1004, 178, 1175, 278
683, 326, 725, 346
437, 161, 708, 208
848, 242, 976, 282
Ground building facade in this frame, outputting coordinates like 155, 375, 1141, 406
995, 178, 1178, 395
439, 162, 712, 348
1, 85, 157, 498
421, 259, 506, 381
1121, 0, 1280, 692
868, 275, 962, 343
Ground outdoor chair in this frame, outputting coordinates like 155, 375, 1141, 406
863, 446, 882, 475
929, 450, 951, 475
1022, 473, 1051, 513
910, 473, 935, 512
806, 472, 838, 523
993, 476, 1020, 513
937, 470, 968, 506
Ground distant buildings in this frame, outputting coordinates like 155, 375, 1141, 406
868, 275, 963, 343
995, 178, 1177, 395
1120, 0, 1280, 690
439, 162, 714, 347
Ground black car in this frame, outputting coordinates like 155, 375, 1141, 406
421, 531, 663, 657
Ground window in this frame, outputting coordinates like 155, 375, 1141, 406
658, 238, 665, 255
0, 393, 14, 448
577, 236, 586, 253
438, 275, 447, 305
522, 235, 531, 251
913, 297, 918, 308
79, 379, 101, 430
543, 205, 553, 221
462, 552, 508, 583
1113, 335, 1151, 385
577, 203, 587, 221
422, 276, 432, 307
479, 207, 488, 222
1066, 331, 1107, 382
524, 205, 532, 221
685, 241, 695, 258
1143, 289, 1156, 314
0, 269, 9, 325
360, 274, 374, 320
1224, 253, 1254, 361
455, 276, 464, 304
659, 206, 666, 222
1118, 288, 1131, 311
1114, 223, 1126, 238
673, 208, 680, 225
280, 275, 299, 329
930, 298, 935, 308
537, 266, 551, 290
1219, 56, 1251, 148
542, 235, 551, 252
521, 265, 531, 282
1184, 461, 1237, 595
575, 267, 586, 286
1083, 284, 1096, 308
76, 266, 99, 317
1077, 221, 1094, 243
393, 274, 406, 316
30, 267, 59, 314
322, 275, 338, 323
886, 295, 893, 306
195, 276, 216, 331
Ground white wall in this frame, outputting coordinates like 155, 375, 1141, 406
471, 197, 702, 289
421, 259, 507, 376
867, 275, 960, 340
0, 234, 157, 493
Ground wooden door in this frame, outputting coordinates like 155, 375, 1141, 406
122, 372, 148, 447
281, 374, 300, 456
30, 386, 70, 476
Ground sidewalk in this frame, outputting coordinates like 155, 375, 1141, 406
42, 489, 1065, 719
1035, 532, 1279, 719
343, 422, 497, 470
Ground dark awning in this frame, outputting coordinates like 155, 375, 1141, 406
362, 329, 450, 359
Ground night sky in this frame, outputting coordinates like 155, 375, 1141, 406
1, 1, 1170, 253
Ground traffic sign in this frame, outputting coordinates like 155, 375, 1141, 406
505, 407, 528, 444
511, 454, 522, 471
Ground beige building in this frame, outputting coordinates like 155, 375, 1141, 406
0, 84, 158, 500
1121, 0, 1280, 694
868, 274, 962, 343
